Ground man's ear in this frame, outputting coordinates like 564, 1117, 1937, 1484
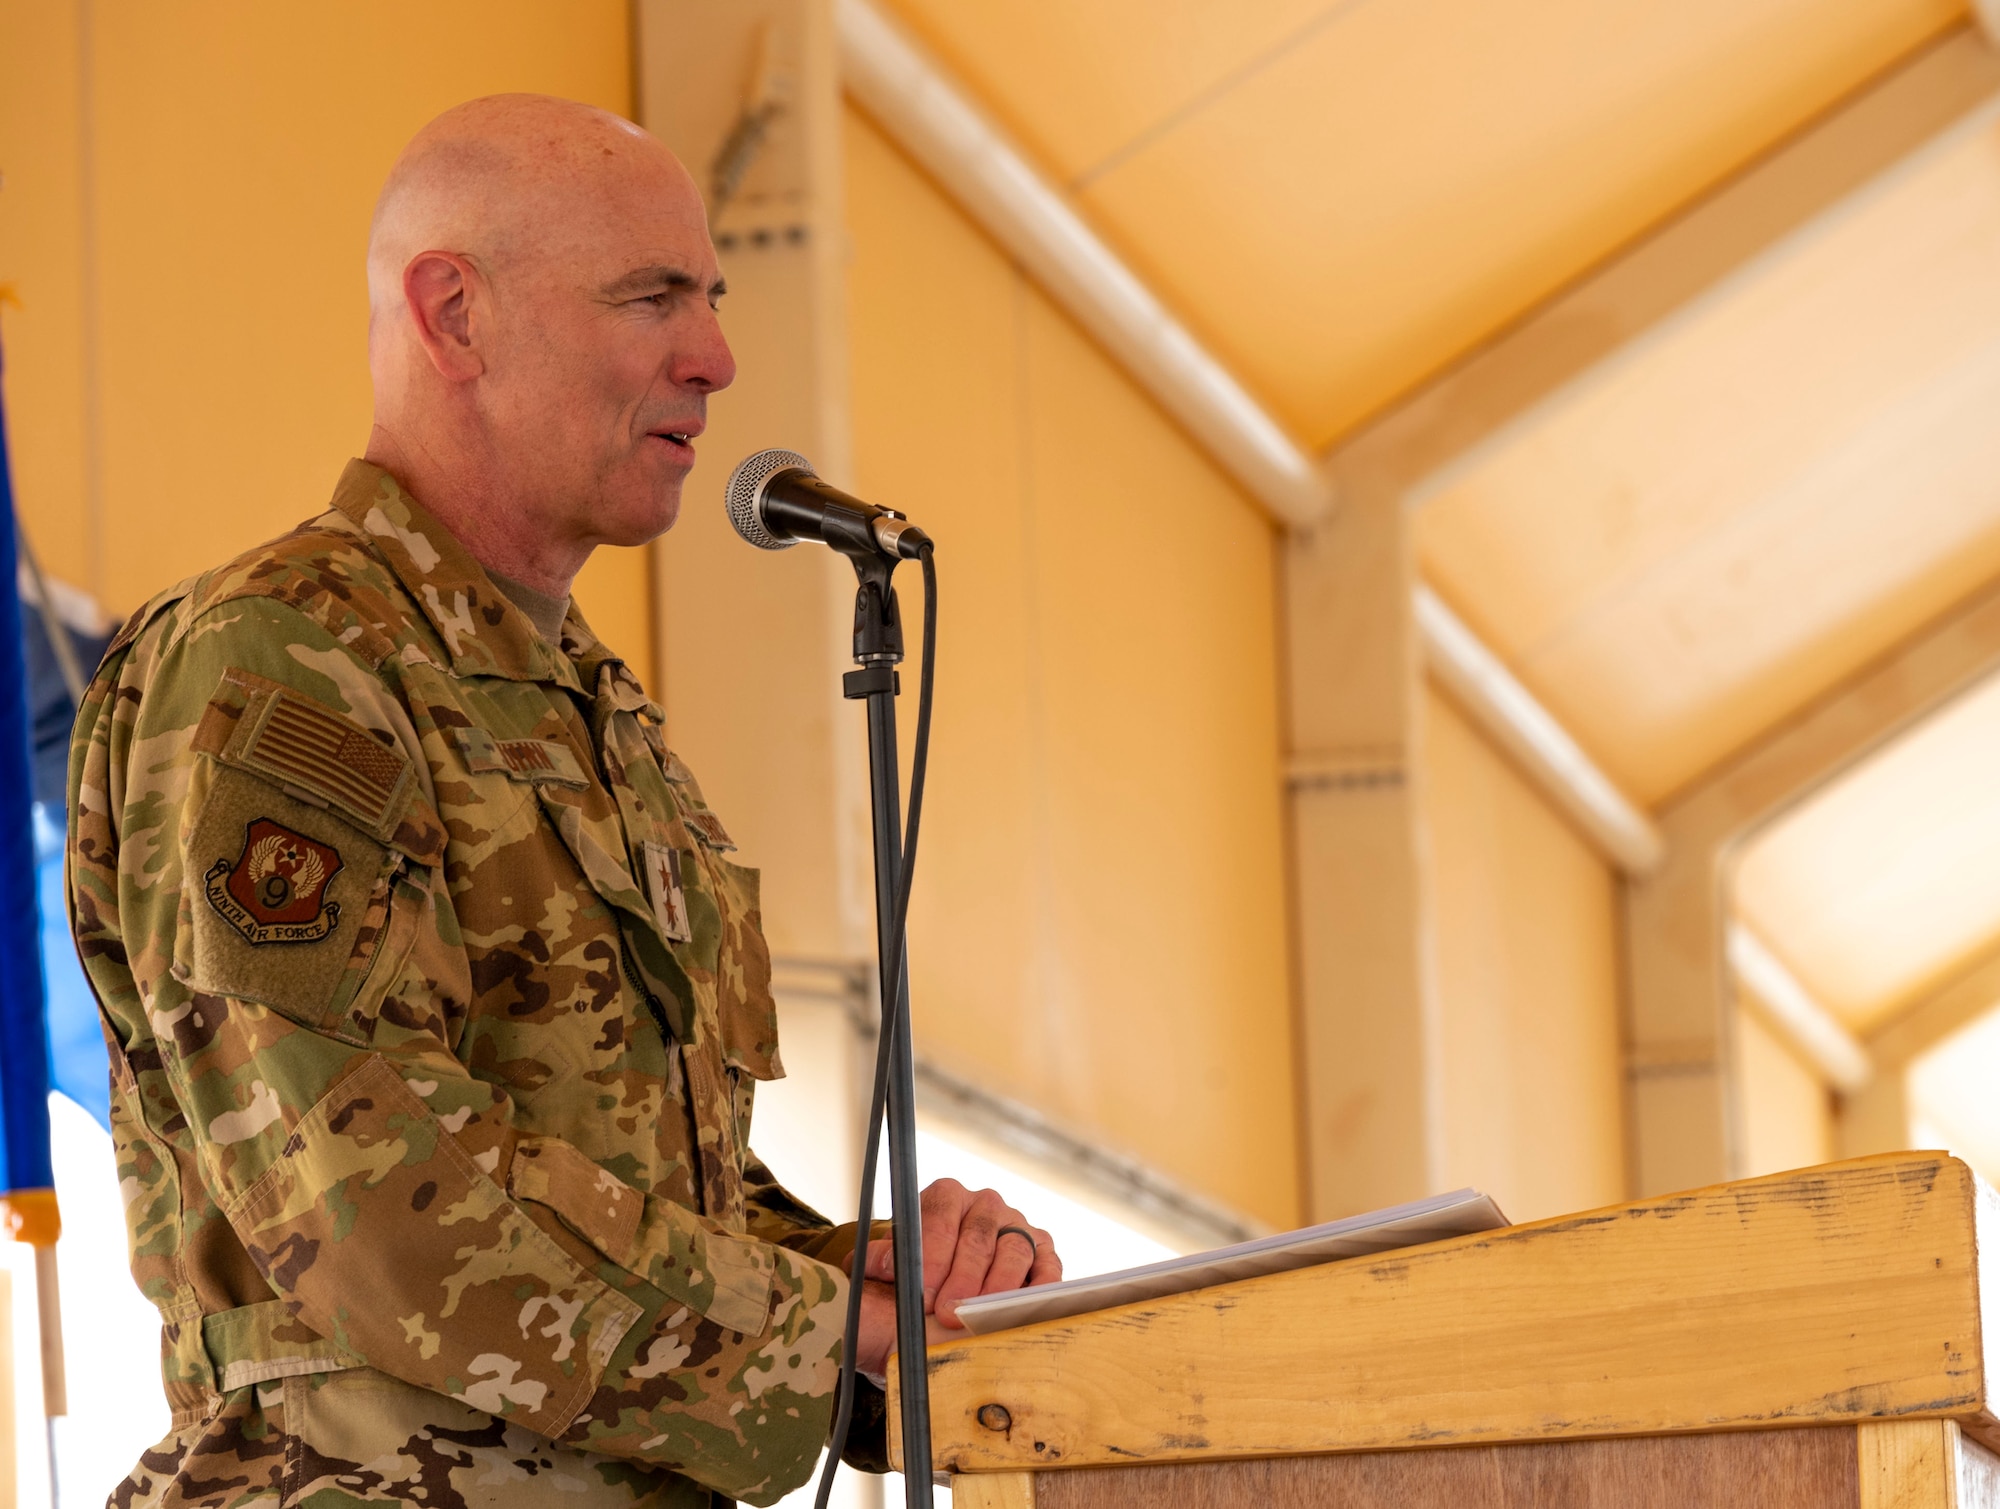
403, 250, 486, 381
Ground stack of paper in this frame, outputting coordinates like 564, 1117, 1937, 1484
954, 1187, 1509, 1335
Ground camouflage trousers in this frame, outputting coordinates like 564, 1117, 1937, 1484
116, 1369, 727, 1509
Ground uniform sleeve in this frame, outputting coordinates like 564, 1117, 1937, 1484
72, 596, 849, 1508
741, 1149, 865, 1263
740, 1152, 896, 1471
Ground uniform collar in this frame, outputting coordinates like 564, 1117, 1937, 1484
331, 458, 582, 688
560, 606, 667, 727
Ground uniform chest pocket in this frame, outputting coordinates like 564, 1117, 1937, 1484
707, 856, 782, 1083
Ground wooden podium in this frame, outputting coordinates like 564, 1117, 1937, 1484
892, 1153, 2000, 1507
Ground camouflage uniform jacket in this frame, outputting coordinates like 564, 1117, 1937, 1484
67, 459, 880, 1509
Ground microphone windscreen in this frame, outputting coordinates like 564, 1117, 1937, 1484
725, 448, 815, 551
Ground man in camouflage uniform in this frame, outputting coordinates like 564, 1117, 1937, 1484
67, 95, 1057, 1509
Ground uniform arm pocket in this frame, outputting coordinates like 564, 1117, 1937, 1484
226, 1057, 642, 1438
504, 1134, 854, 1502
184, 1027, 844, 1498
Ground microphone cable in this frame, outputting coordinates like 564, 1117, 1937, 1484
815, 543, 938, 1509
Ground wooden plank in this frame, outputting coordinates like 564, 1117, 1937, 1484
1959, 1435, 2000, 1509
1858, 1421, 1959, 1509
910, 1154, 1994, 1473
1032, 1428, 1860, 1509
953, 1472, 1036, 1509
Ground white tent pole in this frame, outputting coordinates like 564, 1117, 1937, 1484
1413, 585, 1665, 876
834, 0, 1336, 529
33, 1243, 61, 1508
1, 1265, 15, 1509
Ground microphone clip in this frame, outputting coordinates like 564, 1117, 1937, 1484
846, 541, 907, 669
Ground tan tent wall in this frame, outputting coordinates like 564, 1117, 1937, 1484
843, 109, 1300, 1231
1421, 686, 1626, 1223
0, 2, 91, 594
3, 0, 1789, 1248
0, 1, 654, 682
0, 5, 1304, 1232
1735, 1008, 1835, 1178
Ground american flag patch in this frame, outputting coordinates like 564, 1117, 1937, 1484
241, 692, 409, 831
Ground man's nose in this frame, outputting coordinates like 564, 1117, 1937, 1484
678, 307, 737, 394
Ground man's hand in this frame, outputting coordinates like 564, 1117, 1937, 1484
852, 1178, 1062, 1377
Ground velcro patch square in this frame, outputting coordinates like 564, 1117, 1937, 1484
454, 726, 588, 788
681, 809, 734, 852
641, 840, 692, 944
182, 767, 388, 1033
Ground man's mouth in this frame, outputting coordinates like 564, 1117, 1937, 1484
654, 431, 695, 453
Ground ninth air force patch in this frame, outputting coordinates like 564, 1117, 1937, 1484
205, 818, 344, 945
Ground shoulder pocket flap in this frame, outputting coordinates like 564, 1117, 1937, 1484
511, 1135, 774, 1335
679, 1225, 776, 1337
508, 1136, 644, 1258
195, 668, 444, 865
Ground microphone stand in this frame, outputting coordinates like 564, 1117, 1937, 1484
827, 519, 933, 1506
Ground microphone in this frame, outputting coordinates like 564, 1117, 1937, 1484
725, 449, 931, 560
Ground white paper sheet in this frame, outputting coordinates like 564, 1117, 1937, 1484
954, 1186, 1509, 1335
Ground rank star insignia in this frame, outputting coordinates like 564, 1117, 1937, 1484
644, 839, 692, 943
205, 818, 344, 945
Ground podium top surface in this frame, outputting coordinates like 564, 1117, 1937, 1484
897, 1153, 2000, 1475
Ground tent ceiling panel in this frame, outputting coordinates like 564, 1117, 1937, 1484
877, 0, 1961, 445
1414, 104, 2000, 803
861, 0, 1333, 182
863, 0, 2000, 1114
1910, 1005, 2000, 1181
1733, 669, 2000, 1031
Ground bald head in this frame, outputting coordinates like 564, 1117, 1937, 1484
362, 94, 735, 596
368, 96, 692, 327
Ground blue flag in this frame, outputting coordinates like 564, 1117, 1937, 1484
0, 325, 60, 1247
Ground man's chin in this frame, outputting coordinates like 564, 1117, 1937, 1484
596, 483, 683, 548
